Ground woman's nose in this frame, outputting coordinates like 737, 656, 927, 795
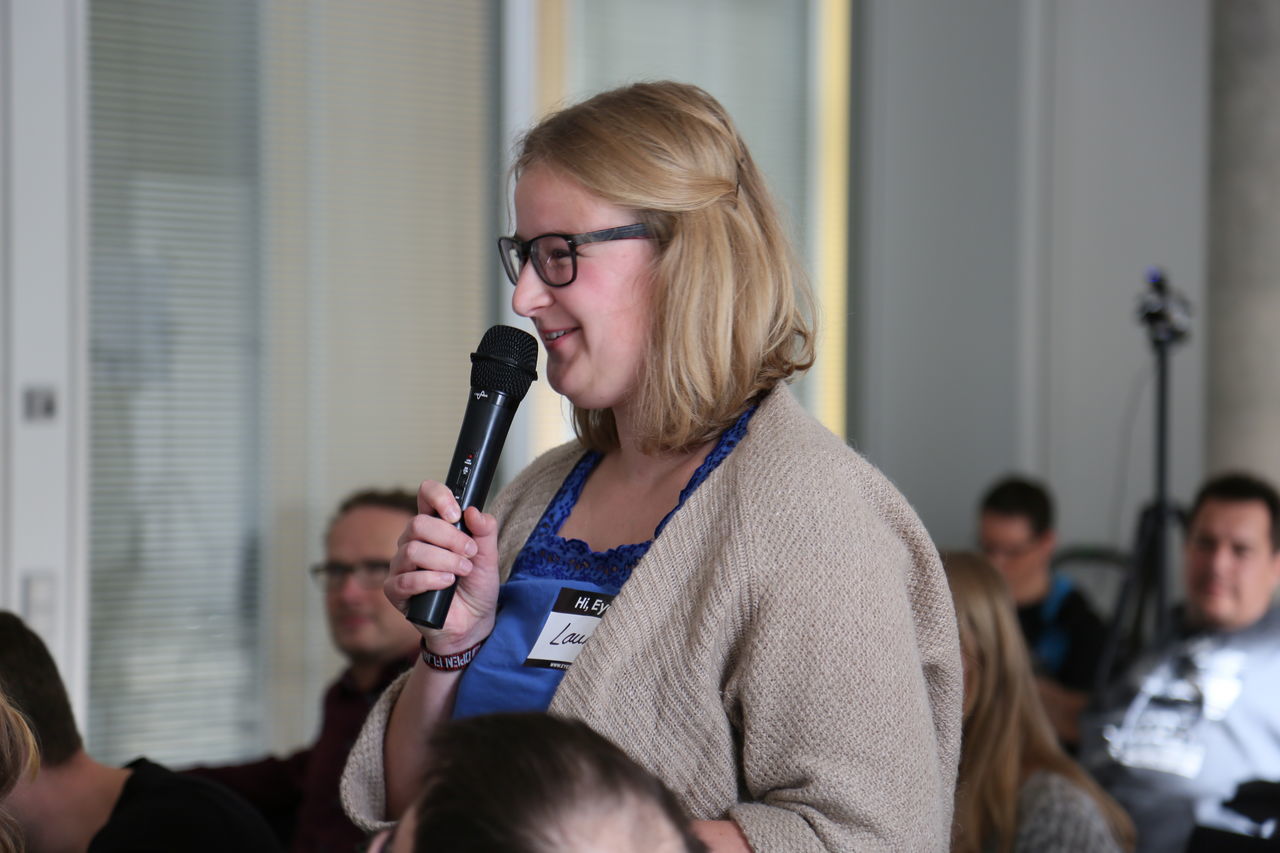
511, 259, 552, 317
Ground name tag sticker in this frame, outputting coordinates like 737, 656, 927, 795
524, 587, 614, 670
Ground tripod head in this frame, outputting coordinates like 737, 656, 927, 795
1137, 267, 1191, 348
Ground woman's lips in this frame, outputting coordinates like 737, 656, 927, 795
541, 327, 577, 348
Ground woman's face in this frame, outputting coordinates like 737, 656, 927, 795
510, 164, 655, 414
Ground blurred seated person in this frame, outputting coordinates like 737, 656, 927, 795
187, 489, 420, 851
944, 551, 1134, 853
1080, 473, 1280, 853
0, 611, 280, 852
2, 688, 40, 853
364, 712, 707, 853
979, 475, 1106, 745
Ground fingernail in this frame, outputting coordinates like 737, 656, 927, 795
446, 506, 461, 522
458, 558, 473, 574
464, 540, 477, 557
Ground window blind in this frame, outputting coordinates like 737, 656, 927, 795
88, 0, 495, 765
88, 0, 263, 766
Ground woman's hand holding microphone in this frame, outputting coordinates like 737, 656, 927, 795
385, 479, 502, 658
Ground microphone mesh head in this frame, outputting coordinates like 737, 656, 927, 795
470, 325, 539, 402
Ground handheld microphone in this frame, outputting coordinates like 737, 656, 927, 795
406, 325, 538, 629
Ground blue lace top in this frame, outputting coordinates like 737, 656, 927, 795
451, 405, 754, 718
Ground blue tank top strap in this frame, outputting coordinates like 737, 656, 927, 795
656, 404, 753, 536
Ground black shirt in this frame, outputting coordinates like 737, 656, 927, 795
1017, 581, 1107, 692
89, 758, 281, 852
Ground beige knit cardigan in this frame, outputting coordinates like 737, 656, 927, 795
342, 385, 961, 851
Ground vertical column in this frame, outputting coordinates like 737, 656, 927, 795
3, 0, 88, 719
1206, 1, 1280, 486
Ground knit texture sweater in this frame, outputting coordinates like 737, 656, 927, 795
341, 385, 962, 850
1013, 771, 1123, 852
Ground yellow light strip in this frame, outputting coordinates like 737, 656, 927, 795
814, 0, 850, 438
536, 0, 567, 115
528, 0, 572, 457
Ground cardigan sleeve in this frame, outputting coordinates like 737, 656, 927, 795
339, 669, 409, 833
337, 442, 579, 833
724, 463, 962, 850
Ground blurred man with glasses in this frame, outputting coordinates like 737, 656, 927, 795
978, 475, 1106, 748
187, 489, 420, 852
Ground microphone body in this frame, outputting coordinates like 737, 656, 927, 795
406, 389, 517, 627
406, 326, 538, 629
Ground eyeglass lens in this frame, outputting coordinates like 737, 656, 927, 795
313, 561, 390, 590
502, 235, 576, 287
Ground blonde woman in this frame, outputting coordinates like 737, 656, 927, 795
943, 551, 1135, 853
341, 81, 961, 851
1, 690, 39, 853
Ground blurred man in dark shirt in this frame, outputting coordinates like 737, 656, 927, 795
978, 476, 1106, 746
188, 489, 421, 852
0, 611, 280, 853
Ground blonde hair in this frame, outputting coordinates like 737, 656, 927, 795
942, 552, 1134, 853
1, 690, 40, 853
515, 81, 815, 453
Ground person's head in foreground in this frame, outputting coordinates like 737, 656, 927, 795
943, 552, 1134, 853
501, 79, 813, 452
1182, 472, 1280, 633
369, 713, 707, 853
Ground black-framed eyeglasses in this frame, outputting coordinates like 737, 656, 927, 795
496, 223, 651, 287
309, 560, 391, 591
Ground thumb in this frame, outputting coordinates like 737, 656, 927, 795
463, 507, 499, 564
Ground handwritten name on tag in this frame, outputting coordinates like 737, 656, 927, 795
524, 588, 615, 670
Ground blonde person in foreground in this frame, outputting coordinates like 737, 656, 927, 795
2, 690, 39, 853
943, 552, 1135, 852
340, 81, 961, 852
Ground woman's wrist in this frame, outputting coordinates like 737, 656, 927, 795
418, 620, 494, 661
419, 636, 484, 671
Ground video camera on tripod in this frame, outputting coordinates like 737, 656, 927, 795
1093, 268, 1192, 693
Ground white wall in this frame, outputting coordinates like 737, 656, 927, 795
854, 0, 1208, 558
1042, 0, 1208, 557
855, 0, 1026, 543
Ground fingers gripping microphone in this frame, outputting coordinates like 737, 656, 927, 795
406, 326, 538, 629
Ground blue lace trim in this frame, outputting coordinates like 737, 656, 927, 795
509, 405, 755, 587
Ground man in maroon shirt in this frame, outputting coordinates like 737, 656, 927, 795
187, 489, 421, 852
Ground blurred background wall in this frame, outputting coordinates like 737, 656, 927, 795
5, 0, 1267, 766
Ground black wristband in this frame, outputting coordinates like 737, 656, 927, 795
419, 636, 484, 671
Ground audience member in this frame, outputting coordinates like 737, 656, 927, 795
1080, 473, 1280, 852
979, 476, 1106, 744
1, 689, 39, 853
341, 80, 961, 852
944, 551, 1134, 853
0, 611, 280, 852
187, 489, 420, 851
366, 713, 707, 853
